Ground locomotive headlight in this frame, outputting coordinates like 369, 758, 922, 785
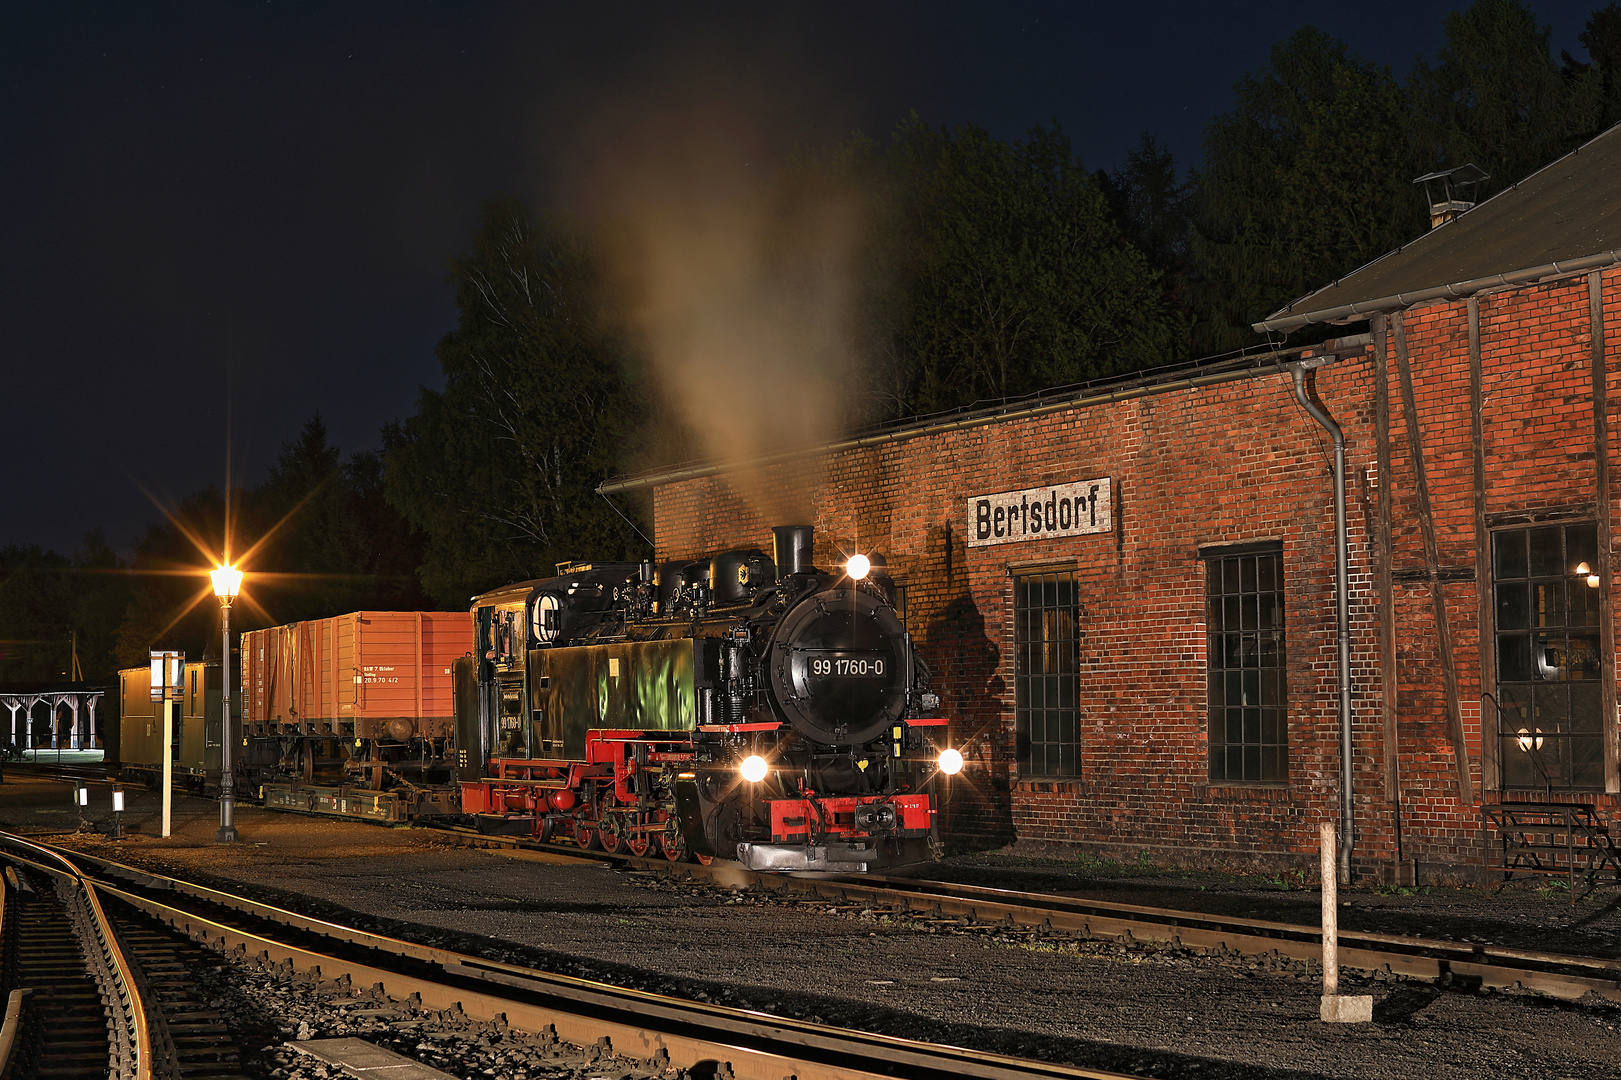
740, 754, 769, 783
845, 553, 871, 581
937, 748, 964, 775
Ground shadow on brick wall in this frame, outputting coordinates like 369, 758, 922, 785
923, 589, 1016, 852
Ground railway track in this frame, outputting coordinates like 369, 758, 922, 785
0, 833, 1145, 1080
13, 765, 1619, 1012
0, 834, 251, 1080
432, 824, 1621, 1004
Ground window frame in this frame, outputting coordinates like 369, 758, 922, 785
1489, 521, 1605, 793
1202, 541, 1288, 785
1012, 569, 1081, 778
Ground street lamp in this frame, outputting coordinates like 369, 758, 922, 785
210, 563, 242, 843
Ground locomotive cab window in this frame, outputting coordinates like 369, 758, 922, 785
1014, 570, 1080, 777
1493, 523, 1603, 791
1204, 544, 1287, 783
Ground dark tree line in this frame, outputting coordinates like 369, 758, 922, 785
0, 418, 432, 684
1181, 1, 1621, 352
6, 0, 1619, 679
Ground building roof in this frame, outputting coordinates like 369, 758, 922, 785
598, 335, 1369, 494
1256, 123, 1621, 333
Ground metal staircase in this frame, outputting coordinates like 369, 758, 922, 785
1482, 801, 1621, 897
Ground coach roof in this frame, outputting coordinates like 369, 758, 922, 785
1255, 121, 1621, 334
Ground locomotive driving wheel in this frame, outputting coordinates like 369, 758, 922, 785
624, 825, 651, 857
598, 813, 623, 854
572, 816, 599, 850
660, 820, 686, 862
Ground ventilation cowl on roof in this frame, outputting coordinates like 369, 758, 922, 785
1413, 163, 1488, 229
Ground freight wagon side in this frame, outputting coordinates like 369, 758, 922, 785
251, 610, 472, 824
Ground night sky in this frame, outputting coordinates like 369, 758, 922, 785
0, 1, 1597, 555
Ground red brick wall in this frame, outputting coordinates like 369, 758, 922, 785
650, 265, 1621, 881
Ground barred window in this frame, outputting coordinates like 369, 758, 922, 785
1014, 571, 1080, 777
1205, 545, 1287, 782
1493, 523, 1603, 791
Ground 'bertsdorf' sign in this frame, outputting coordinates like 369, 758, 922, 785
967, 478, 1112, 548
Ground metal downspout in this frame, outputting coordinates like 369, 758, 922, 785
1288, 361, 1354, 884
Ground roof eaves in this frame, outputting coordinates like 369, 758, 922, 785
1256, 122, 1621, 333
1252, 249, 1621, 334
598, 335, 1370, 495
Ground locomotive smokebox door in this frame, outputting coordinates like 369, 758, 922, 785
769, 586, 911, 745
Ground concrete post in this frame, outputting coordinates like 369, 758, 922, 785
1320, 822, 1372, 1022
162, 700, 174, 838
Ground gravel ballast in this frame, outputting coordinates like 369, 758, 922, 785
5, 774, 1620, 1079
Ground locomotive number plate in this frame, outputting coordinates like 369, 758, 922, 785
807, 653, 889, 678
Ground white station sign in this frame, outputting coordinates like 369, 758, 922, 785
967, 478, 1111, 548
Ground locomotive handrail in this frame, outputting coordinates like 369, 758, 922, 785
0, 833, 152, 1080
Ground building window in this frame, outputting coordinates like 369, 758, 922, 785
1014, 571, 1080, 777
1205, 545, 1286, 782
1493, 523, 1603, 791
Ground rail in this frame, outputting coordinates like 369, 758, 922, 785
0, 990, 29, 1080
30, 837, 1141, 1080
434, 826, 1621, 1003
0, 833, 152, 1080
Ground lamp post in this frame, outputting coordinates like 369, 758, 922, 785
210, 564, 242, 843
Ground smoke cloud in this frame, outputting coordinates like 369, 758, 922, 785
560, 61, 872, 523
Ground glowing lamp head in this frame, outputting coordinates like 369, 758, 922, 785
846, 553, 871, 581
937, 748, 964, 775
211, 564, 243, 602
112, 787, 124, 812
739, 754, 769, 783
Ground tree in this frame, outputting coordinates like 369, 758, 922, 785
1189, 28, 1429, 353
1103, 133, 1191, 271
386, 198, 646, 608
863, 116, 1185, 419
110, 417, 433, 668
1411, 0, 1604, 194
0, 535, 131, 683
1567, 3, 1621, 129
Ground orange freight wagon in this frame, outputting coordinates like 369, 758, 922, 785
241, 611, 471, 741
241, 610, 473, 822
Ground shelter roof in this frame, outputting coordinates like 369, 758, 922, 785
1256, 123, 1621, 333
0, 681, 108, 697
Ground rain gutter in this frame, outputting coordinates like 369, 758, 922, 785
1254, 250, 1621, 334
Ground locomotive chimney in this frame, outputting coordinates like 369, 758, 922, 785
772, 525, 815, 576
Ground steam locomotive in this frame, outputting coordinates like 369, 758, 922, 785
455, 525, 959, 872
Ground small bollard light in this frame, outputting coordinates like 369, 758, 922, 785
75, 782, 91, 832
110, 786, 126, 840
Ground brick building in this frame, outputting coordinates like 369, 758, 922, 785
601, 126, 1621, 884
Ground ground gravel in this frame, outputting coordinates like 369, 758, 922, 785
6, 773, 1621, 1079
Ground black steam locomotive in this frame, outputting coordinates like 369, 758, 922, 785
456, 526, 959, 872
